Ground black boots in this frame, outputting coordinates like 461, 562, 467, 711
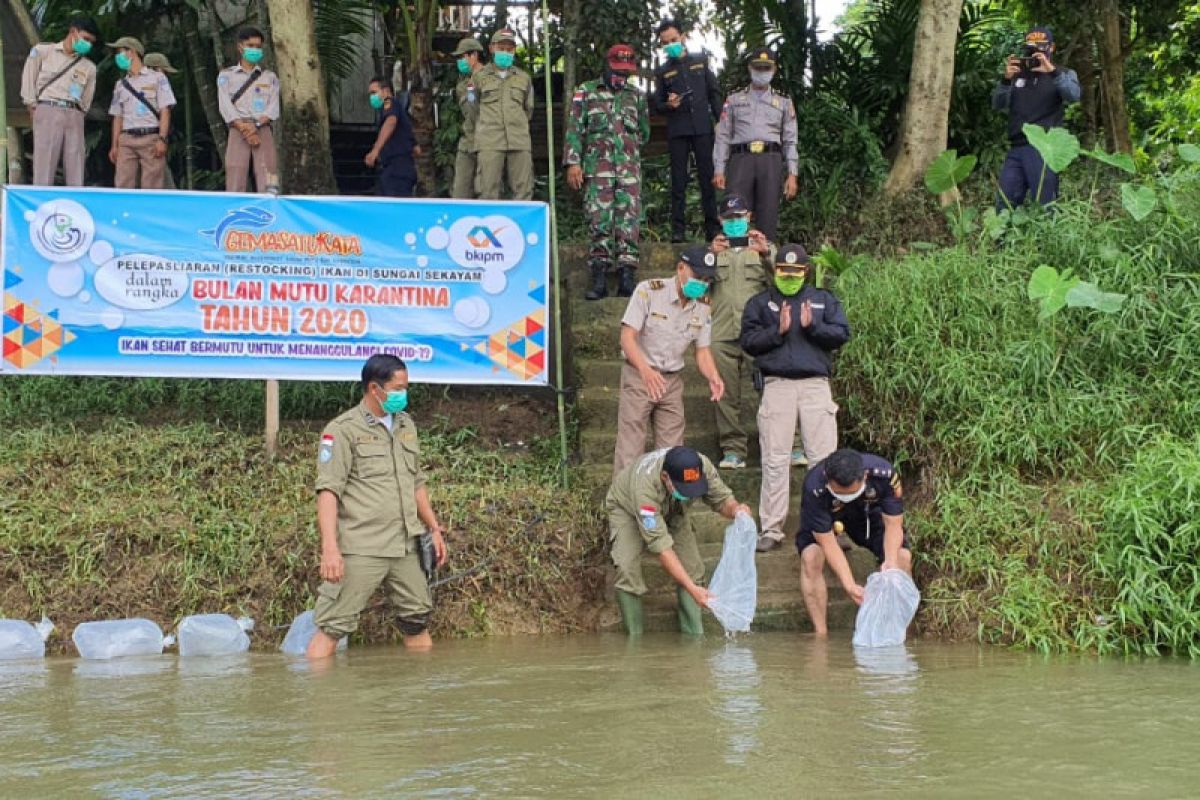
617, 267, 637, 297
585, 265, 608, 301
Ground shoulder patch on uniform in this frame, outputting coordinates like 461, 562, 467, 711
318, 433, 335, 463
30, 46, 39, 57
217, 74, 228, 86
649, 279, 665, 290
639, 505, 658, 530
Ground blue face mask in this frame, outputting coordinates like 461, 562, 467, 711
115, 52, 132, 71
682, 277, 709, 299
457, 57, 471, 75
722, 217, 750, 238
72, 38, 93, 56
242, 46, 264, 64
671, 489, 689, 503
380, 389, 409, 414
664, 42, 684, 60
493, 51, 515, 69
369, 93, 384, 110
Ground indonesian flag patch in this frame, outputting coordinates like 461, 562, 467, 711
639, 505, 658, 530
319, 434, 335, 463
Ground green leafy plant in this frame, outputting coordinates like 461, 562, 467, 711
1119, 183, 1159, 221
923, 149, 979, 242
1027, 264, 1127, 320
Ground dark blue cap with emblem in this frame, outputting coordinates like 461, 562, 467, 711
719, 194, 750, 218
679, 244, 717, 278
663, 446, 708, 498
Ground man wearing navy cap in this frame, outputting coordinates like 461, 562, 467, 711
712, 49, 798, 241
993, 26, 1080, 209
604, 445, 751, 635
613, 245, 725, 476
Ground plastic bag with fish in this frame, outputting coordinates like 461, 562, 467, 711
279, 610, 347, 656
0, 617, 55, 660
73, 618, 174, 660
706, 512, 759, 634
852, 569, 920, 648
177, 614, 254, 657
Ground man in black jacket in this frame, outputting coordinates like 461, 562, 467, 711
740, 244, 850, 552
992, 26, 1081, 209
653, 18, 722, 242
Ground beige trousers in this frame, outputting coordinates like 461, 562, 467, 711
32, 104, 85, 186
613, 363, 685, 476
452, 148, 477, 198
225, 124, 277, 192
757, 376, 838, 541
114, 133, 167, 189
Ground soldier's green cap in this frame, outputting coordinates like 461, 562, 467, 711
107, 36, 145, 56
748, 48, 775, 66
144, 52, 178, 73
491, 28, 518, 45
453, 37, 484, 56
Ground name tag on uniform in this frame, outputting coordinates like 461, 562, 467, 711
650, 312, 668, 320
810, 303, 825, 310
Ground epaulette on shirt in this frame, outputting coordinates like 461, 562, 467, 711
696, 294, 712, 306
648, 279, 666, 290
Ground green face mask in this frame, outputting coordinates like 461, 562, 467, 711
380, 389, 409, 414
72, 38, 93, 56
722, 217, 749, 237
457, 57, 471, 75
115, 52, 132, 71
774, 275, 805, 296
242, 46, 264, 64
369, 92, 384, 110
671, 489, 690, 503
664, 42, 684, 60
493, 51, 515, 69
682, 277, 709, 299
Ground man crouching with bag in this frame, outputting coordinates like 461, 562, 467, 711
307, 355, 448, 658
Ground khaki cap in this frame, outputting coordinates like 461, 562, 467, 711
453, 37, 484, 56
107, 36, 145, 56
144, 52, 178, 73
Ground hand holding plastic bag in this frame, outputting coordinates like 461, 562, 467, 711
707, 512, 759, 634
852, 569, 920, 648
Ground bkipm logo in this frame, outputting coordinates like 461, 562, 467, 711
466, 225, 504, 249
28, 199, 95, 263
447, 215, 527, 293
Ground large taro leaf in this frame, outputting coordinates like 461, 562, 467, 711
1023, 124, 1081, 174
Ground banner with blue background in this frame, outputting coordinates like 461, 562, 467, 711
1, 187, 550, 385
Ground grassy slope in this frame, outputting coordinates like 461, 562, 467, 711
832, 170, 1200, 655
0, 389, 607, 653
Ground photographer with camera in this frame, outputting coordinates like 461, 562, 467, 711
653, 18, 723, 243
992, 27, 1080, 209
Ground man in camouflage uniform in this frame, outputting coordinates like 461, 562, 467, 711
564, 44, 650, 300
451, 37, 484, 199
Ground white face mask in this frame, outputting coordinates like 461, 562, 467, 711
828, 483, 865, 504
750, 68, 774, 87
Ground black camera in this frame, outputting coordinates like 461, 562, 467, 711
1020, 44, 1044, 71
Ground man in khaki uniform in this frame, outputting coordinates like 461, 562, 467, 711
615, 245, 725, 475
307, 355, 449, 659
740, 244, 850, 552
20, 16, 100, 186
470, 28, 534, 200
217, 27, 280, 193
451, 37, 485, 199
707, 193, 776, 470
107, 37, 175, 189
605, 446, 751, 635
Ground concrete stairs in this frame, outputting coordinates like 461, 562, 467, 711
565, 242, 872, 633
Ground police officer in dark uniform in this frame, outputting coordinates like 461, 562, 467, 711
653, 18, 722, 243
365, 76, 418, 197
795, 448, 912, 636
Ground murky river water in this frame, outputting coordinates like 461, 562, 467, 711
1, 634, 1196, 798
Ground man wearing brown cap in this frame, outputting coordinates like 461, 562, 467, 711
471, 28, 535, 200
740, 244, 849, 552
107, 37, 175, 189
20, 15, 100, 186
713, 49, 799, 241
613, 245, 725, 476
605, 445, 752, 635
451, 37, 486, 199
563, 44, 650, 300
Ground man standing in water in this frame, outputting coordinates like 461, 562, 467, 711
796, 448, 912, 635
307, 355, 448, 658
606, 446, 752, 635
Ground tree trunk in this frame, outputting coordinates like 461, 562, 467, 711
180, 8, 228, 160
1073, 24, 1099, 149
264, 0, 338, 194
1097, 0, 1132, 153
400, 0, 438, 194
882, 0, 964, 197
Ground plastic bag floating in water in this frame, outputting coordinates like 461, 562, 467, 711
279, 610, 347, 656
707, 512, 759, 634
177, 614, 254, 657
73, 618, 172, 660
0, 617, 55, 661
852, 569, 920, 648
